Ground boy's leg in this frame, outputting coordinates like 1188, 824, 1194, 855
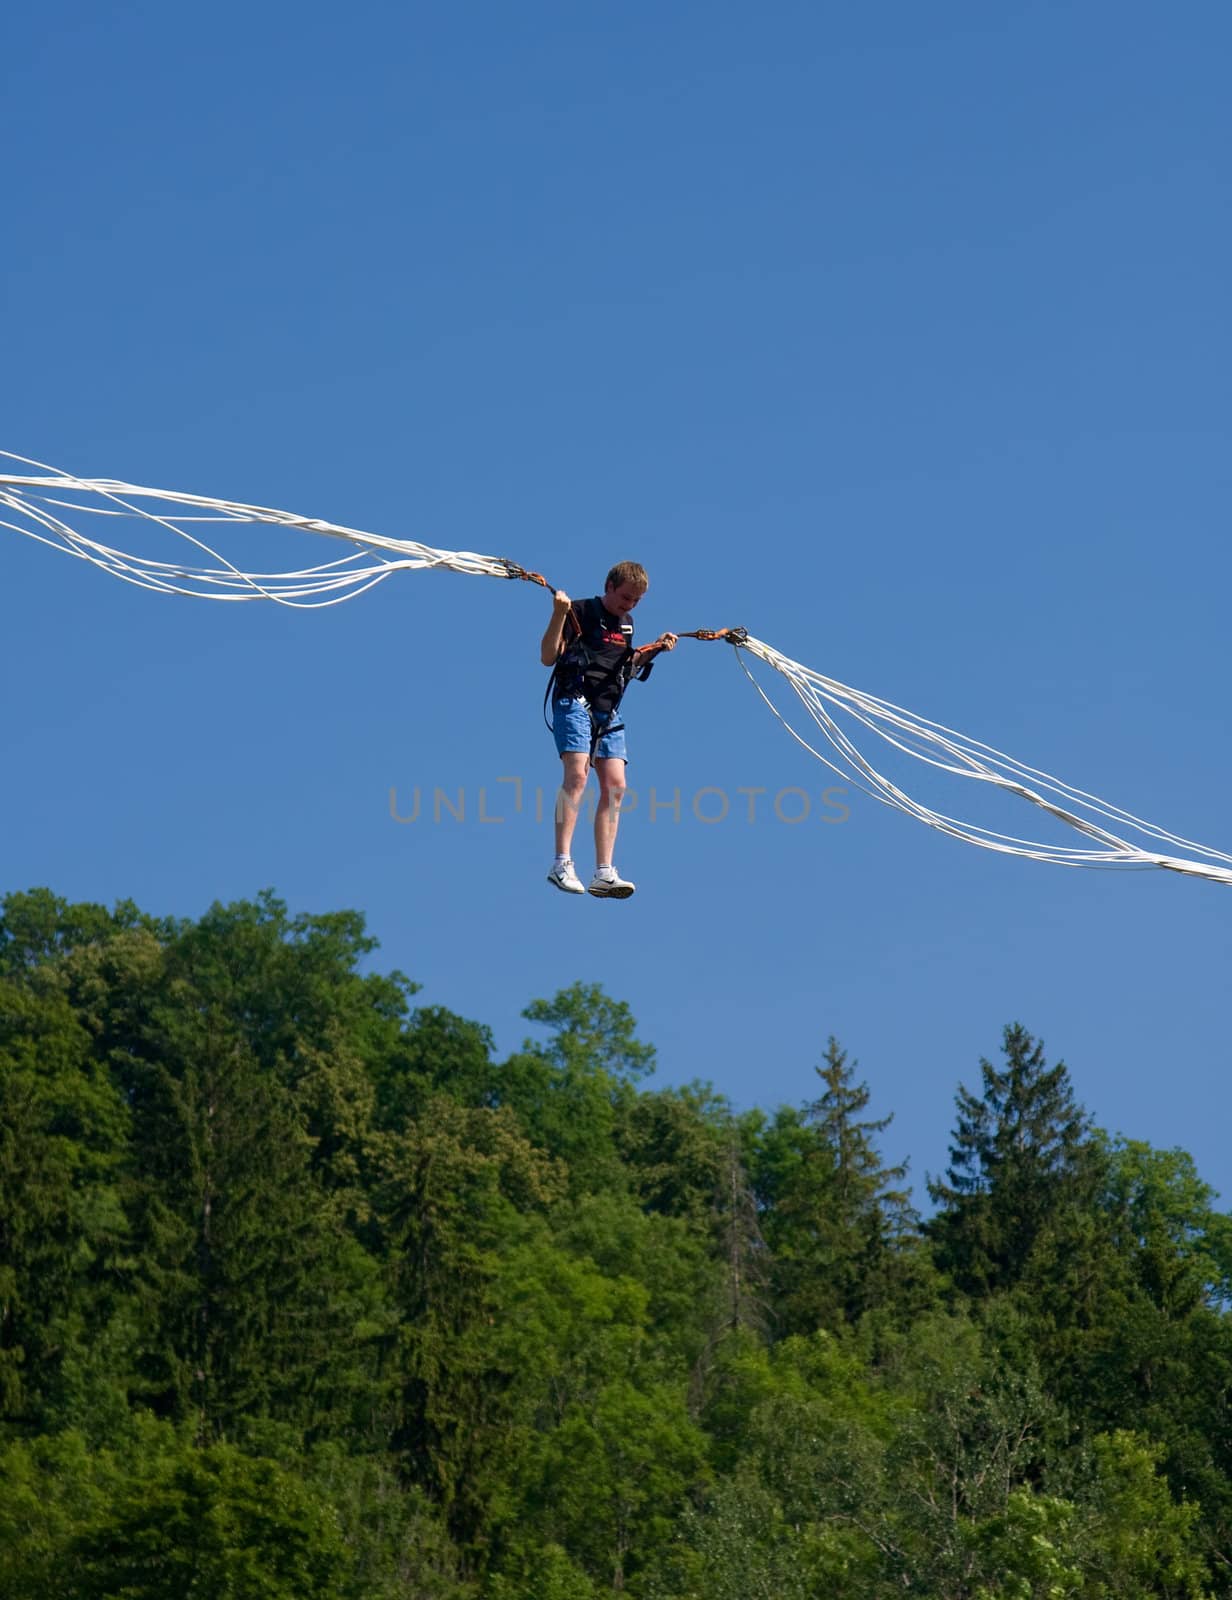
589, 756, 634, 897
555, 752, 591, 858
593, 757, 627, 867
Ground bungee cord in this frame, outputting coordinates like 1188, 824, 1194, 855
3, 450, 1229, 887
0, 451, 509, 606
729, 638, 1232, 884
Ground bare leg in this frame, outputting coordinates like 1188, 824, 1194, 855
555, 752, 591, 857
593, 756, 627, 867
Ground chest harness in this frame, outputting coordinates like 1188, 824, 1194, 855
544, 596, 652, 760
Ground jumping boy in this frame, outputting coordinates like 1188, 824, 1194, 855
540, 561, 677, 898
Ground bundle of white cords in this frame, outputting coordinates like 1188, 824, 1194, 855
3, 451, 1229, 887
733, 636, 1232, 885
0, 451, 507, 604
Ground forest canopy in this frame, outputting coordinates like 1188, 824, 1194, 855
1, 886, 1228, 1599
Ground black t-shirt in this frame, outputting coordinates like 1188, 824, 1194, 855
561, 597, 635, 714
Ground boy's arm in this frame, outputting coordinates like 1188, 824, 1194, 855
540, 591, 574, 666
630, 631, 678, 681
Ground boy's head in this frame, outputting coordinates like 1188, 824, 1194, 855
604, 560, 648, 614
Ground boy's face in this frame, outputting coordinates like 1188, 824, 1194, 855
605, 579, 646, 614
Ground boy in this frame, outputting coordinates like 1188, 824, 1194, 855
540, 561, 677, 898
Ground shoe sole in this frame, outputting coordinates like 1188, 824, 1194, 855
588, 884, 635, 899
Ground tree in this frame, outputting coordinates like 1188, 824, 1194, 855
43, 896, 394, 1445
371, 1005, 496, 1128
928, 1023, 1099, 1298
1102, 1139, 1232, 1316
1074, 1430, 1212, 1600
70, 1432, 352, 1600
0, 977, 131, 1436
0, 1423, 357, 1600
494, 983, 655, 1193
755, 1038, 917, 1334
0, 887, 161, 980
521, 983, 656, 1086
506, 1377, 707, 1592
616, 1082, 730, 1227
371, 1096, 563, 1562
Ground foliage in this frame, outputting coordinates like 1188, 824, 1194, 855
0, 888, 1227, 1597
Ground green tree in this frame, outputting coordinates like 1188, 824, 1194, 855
70, 1433, 352, 1600
0, 887, 163, 979
507, 1377, 707, 1592
0, 1430, 115, 1598
17, 894, 395, 1445
928, 1023, 1099, 1298
755, 1038, 916, 1334
0, 976, 131, 1436
305, 1445, 472, 1600
371, 1004, 496, 1128
1013, 1138, 1232, 1575
1075, 1430, 1212, 1599
0, 1423, 357, 1600
616, 1082, 730, 1227
647, 1470, 820, 1600
372, 1096, 563, 1563
1102, 1138, 1232, 1315
495, 983, 655, 1192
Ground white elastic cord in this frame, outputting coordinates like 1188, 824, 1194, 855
732, 637, 1232, 886
0, 451, 508, 606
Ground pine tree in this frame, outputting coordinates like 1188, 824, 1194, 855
0, 977, 131, 1434
617, 1084, 730, 1226
807, 1037, 913, 1238
928, 1022, 1099, 1297
757, 1038, 915, 1334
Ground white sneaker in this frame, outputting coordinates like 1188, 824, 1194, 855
547, 859, 586, 895
588, 866, 636, 899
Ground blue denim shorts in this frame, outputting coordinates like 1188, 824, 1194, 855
552, 697, 628, 762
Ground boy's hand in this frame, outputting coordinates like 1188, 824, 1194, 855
658, 632, 678, 651
553, 589, 572, 612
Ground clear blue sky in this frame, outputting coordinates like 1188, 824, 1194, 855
2, 1, 1229, 1206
